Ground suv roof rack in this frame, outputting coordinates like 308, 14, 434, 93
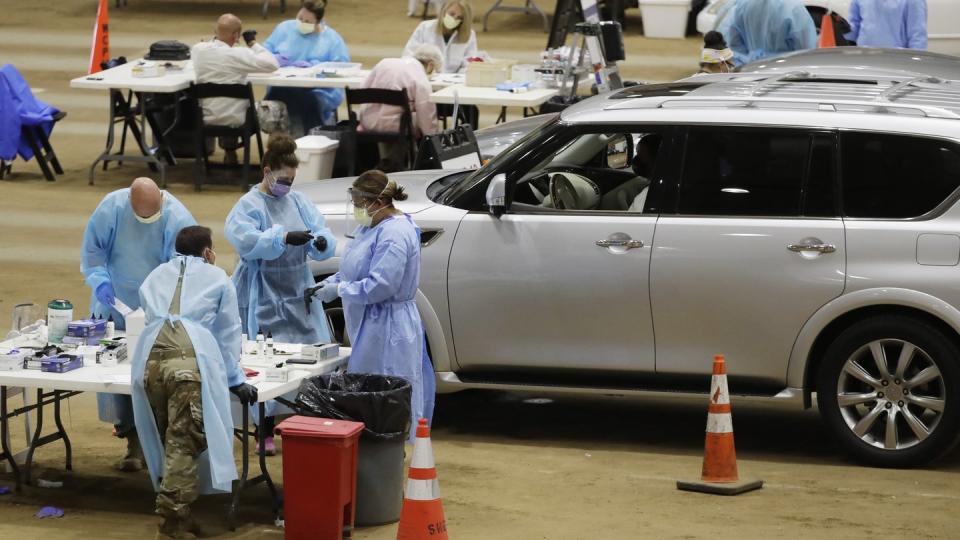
608, 72, 960, 120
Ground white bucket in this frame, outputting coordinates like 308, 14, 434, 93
295, 135, 340, 181
639, 0, 692, 39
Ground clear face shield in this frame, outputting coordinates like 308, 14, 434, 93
344, 187, 381, 238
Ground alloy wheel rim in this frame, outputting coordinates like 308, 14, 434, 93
836, 338, 946, 451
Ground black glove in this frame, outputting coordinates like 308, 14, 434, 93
286, 230, 313, 246
313, 235, 327, 252
230, 383, 258, 405
242, 30, 258, 46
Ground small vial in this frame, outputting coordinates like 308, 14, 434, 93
256, 331, 265, 356
106, 315, 115, 339
266, 331, 275, 358
241, 333, 248, 354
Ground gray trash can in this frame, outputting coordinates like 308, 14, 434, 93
295, 373, 412, 526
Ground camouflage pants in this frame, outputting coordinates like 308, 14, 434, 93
144, 354, 207, 519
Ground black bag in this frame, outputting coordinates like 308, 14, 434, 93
414, 125, 482, 171
144, 40, 190, 61
295, 373, 412, 441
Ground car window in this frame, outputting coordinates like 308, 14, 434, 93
509, 129, 666, 214
841, 133, 960, 219
677, 128, 814, 217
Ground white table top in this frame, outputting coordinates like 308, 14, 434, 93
0, 347, 349, 403
429, 85, 559, 107
70, 60, 194, 93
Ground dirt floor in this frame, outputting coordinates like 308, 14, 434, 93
1, 1, 959, 539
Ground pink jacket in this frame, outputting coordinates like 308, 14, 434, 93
359, 57, 438, 138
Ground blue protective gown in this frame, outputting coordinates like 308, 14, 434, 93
717, 0, 818, 66
131, 256, 246, 494
0, 64, 60, 161
80, 189, 196, 424
846, 0, 927, 49
225, 187, 337, 343
322, 214, 435, 440
0, 71, 19, 161
263, 20, 351, 130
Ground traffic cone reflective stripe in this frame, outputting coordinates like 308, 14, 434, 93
677, 355, 763, 495
397, 419, 448, 540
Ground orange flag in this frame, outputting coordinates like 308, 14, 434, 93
819, 11, 837, 48
88, 0, 110, 73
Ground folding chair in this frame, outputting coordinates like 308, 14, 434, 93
346, 88, 417, 172
187, 82, 264, 191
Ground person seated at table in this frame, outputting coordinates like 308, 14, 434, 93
131, 225, 258, 540
81, 177, 196, 474
263, 0, 350, 136
403, 0, 477, 74
360, 44, 442, 172
192, 13, 279, 165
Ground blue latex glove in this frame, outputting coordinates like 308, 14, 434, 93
315, 282, 340, 304
291, 60, 311, 68
95, 282, 115, 307
276, 54, 291, 67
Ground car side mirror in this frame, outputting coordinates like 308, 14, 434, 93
486, 173, 507, 218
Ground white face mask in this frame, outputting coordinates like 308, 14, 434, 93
134, 207, 162, 224
297, 21, 317, 34
442, 13, 461, 31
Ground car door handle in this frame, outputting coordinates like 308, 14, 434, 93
787, 243, 836, 253
596, 239, 643, 249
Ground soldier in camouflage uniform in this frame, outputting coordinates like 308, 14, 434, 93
132, 226, 258, 540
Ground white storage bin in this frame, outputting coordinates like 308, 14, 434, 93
295, 135, 340, 181
640, 0, 692, 39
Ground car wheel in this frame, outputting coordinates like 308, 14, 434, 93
817, 315, 960, 467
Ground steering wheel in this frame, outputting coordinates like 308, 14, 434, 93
549, 173, 580, 210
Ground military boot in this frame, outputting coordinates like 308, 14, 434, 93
114, 431, 145, 472
156, 515, 196, 540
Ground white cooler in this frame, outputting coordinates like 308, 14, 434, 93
294, 135, 340, 181
640, 0, 692, 39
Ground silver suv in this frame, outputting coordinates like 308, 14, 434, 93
303, 71, 960, 467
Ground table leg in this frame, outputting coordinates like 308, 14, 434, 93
88, 90, 121, 185
228, 404, 250, 531
0, 386, 23, 493
24, 389, 44, 485
495, 106, 508, 124
53, 392, 72, 471
257, 402, 280, 520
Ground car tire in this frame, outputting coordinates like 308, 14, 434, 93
817, 315, 960, 467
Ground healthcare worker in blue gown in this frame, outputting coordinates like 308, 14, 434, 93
311, 170, 436, 441
716, 0, 818, 66
263, 0, 350, 136
80, 177, 196, 472
225, 132, 337, 454
846, 0, 927, 49
130, 225, 258, 538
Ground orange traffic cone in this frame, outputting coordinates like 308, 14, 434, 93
819, 11, 837, 48
397, 419, 448, 539
88, 0, 110, 74
677, 355, 763, 495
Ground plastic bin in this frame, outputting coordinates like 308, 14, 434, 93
275, 416, 364, 540
466, 59, 516, 87
639, 0, 692, 39
296, 373, 412, 526
294, 135, 340, 181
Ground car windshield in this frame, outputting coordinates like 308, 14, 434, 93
440, 116, 562, 205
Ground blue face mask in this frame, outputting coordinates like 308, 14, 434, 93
269, 174, 293, 198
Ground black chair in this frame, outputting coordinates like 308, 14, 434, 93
0, 111, 66, 182
346, 88, 417, 172
187, 82, 264, 192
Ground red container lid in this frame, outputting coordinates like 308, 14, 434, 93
275, 416, 364, 439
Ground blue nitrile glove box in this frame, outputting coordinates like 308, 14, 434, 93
67, 319, 106, 338
41, 354, 83, 373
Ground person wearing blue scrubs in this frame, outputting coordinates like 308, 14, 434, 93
717, 0, 818, 66
80, 177, 196, 472
225, 133, 337, 453
846, 0, 927, 49
312, 170, 435, 440
130, 225, 258, 538
263, 0, 350, 135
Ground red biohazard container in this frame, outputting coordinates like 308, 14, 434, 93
275, 416, 364, 540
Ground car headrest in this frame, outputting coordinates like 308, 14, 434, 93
548, 172, 600, 210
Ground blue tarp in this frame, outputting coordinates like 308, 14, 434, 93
0, 64, 60, 161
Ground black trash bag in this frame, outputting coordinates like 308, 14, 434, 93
296, 373, 412, 441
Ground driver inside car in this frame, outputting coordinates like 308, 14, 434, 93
599, 133, 662, 212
